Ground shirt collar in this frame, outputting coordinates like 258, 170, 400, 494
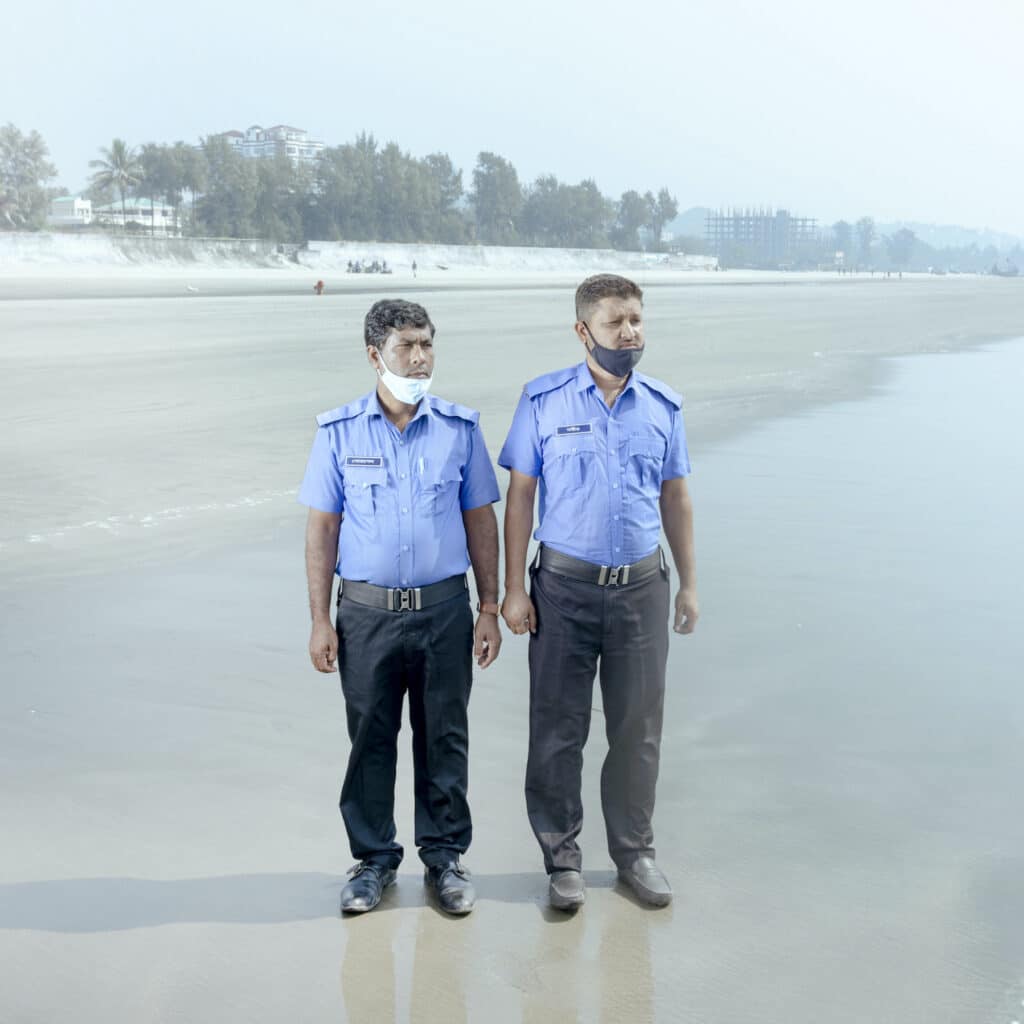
574, 360, 639, 397
366, 388, 434, 424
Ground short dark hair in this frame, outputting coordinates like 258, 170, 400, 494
574, 274, 644, 322
363, 299, 435, 351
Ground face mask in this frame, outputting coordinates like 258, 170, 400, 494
583, 323, 644, 378
376, 358, 432, 405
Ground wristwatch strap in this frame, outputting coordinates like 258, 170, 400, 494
476, 601, 500, 616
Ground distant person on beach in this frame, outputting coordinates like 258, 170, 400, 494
300, 298, 502, 916
499, 273, 698, 912
412, 259, 417, 278
314, 280, 325, 295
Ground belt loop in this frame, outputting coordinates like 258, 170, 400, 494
597, 564, 610, 586
531, 547, 542, 573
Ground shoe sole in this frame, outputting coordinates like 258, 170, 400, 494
423, 872, 476, 916
549, 889, 585, 911
340, 873, 396, 914
617, 873, 672, 907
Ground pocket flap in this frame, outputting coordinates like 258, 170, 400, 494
628, 434, 664, 459
344, 464, 387, 488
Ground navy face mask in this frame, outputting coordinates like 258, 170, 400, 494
582, 323, 644, 378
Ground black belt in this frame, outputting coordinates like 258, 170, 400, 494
339, 574, 468, 612
534, 545, 664, 587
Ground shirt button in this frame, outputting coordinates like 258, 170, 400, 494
402, 507, 408, 514
612, 483, 618, 489
402, 545, 409, 552
399, 440, 405, 447
402, 579, 409, 585
400, 473, 407, 479
615, 546, 621, 552
613, 514, 620, 520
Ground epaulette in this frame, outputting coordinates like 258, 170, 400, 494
429, 396, 480, 426
633, 372, 683, 410
316, 395, 370, 427
523, 366, 577, 399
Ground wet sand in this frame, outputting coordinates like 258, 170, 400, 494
2, 275, 1024, 1022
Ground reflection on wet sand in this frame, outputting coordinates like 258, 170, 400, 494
337, 869, 661, 1021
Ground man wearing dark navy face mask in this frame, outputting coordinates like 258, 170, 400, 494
499, 274, 699, 912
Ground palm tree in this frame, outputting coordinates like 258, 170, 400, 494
89, 139, 141, 231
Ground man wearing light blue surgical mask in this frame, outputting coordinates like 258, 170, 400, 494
299, 298, 502, 917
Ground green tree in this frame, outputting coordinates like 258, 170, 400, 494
0, 123, 58, 230
612, 190, 649, 250
645, 188, 679, 250
89, 139, 142, 231
174, 143, 208, 235
832, 220, 852, 261
196, 136, 258, 237
470, 152, 522, 244
855, 216, 876, 267
886, 227, 916, 271
138, 143, 177, 237
423, 152, 466, 242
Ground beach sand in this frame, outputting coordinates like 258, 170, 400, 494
2, 272, 1023, 1022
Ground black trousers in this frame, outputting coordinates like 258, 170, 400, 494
336, 591, 474, 870
525, 560, 670, 873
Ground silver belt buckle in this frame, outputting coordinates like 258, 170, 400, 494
390, 587, 422, 611
598, 563, 630, 586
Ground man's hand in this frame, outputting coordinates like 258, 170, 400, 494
501, 587, 537, 636
674, 588, 699, 635
474, 614, 502, 668
309, 619, 339, 672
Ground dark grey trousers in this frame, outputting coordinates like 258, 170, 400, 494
336, 591, 474, 870
526, 560, 670, 873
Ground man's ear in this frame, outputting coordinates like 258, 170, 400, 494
574, 321, 590, 347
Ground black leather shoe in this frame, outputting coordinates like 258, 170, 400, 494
548, 869, 585, 911
424, 861, 476, 915
617, 856, 672, 907
340, 862, 396, 914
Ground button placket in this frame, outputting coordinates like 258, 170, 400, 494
397, 437, 413, 584
606, 418, 624, 560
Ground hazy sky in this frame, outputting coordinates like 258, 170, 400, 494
6, 0, 1023, 234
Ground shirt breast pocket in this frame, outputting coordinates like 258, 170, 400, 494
626, 434, 666, 490
420, 460, 463, 517
344, 465, 388, 515
544, 433, 598, 491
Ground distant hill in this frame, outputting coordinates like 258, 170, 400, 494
875, 222, 1022, 252
666, 206, 711, 240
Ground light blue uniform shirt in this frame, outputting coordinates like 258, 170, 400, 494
299, 391, 500, 588
498, 362, 691, 566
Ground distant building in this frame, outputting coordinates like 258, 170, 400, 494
705, 208, 818, 268
47, 196, 92, 227
93, 198, 179, 236
211, 124, 325, 165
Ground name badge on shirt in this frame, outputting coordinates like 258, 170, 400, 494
345, 456, 384, 467
556, 423, 592, 436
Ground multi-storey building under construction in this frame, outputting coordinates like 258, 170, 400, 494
705, 208, 819, 268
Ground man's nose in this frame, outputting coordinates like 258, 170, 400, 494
620, 322, 638, 342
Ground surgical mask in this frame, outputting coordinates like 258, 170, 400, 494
583, 323, 644, 377
376, 358, 432, 405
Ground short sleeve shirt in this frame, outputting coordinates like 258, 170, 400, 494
299, 391, 500, 587
498, 362, 690, 565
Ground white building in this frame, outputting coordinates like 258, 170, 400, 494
93, 198, 179, 236
215, 124, 325, 165
47, 196, 92, 227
